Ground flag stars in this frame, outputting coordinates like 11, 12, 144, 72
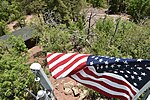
111, 65, 115, 68
91, 56, 95, 58
90, 61, 94, 65
117, 65, 121, 68
137, 59, 143, 62
105, 65, 108, 68
125, 75, 128, 78
126, 71, 131, 74
115, 58, 120, 62
146, 67, 150, 70
124, 60, 128, 64
110, 57, 114, 59
137, 67, 142, 70
134, 83, 137, 86
99, 59, 103, 62
120, 71, 124, 73
141, 72, 146, 76
114, 71, 118, 73
138, 76, 142, 81
133, 72, 138, 75
131, 75, 135, 79
105, 61, 109, 65
95, 57, 99, 60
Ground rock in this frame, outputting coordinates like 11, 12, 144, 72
63, 88, 73, 95
63, 81, 74, 89
55, 83, 59, 90
78, 90, 89, 100
72, 87, 80, 97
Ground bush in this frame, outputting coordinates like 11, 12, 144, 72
0, 36, 39, 100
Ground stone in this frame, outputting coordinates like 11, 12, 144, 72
63, 81, 74, 89
78, 90, 89, 100
63, 88, 73, 95
72, 87, 80, 97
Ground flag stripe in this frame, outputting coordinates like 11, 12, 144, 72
47, 53, 64, 66
71, 74, 130, 100
79, 69, 134, 99
87, 66, 139, 94
52, 56, 88, 79
54, 62, 86, 79
50, 53, 77, 72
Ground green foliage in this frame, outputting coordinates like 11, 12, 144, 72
44, 0, 86, 26
92, 17, 150, 59
126, 0, 150, 23
38, 25, 72, 52
87, 0, 107, 8
0, 36, 37, 100
108, 0, 150, 23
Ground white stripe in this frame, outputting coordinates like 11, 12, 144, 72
48, 53, 75, 69
87, 66, 139, 93
79, 70, 134, 98
47, 53, 63, 63
52, 54, 87, 76
54, 57, 88, 79
71, 74, 130, 100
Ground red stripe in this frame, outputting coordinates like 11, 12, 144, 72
46, 53, 54, 59
47, 53, 64, 65
76, 72, 132, 100
50, 53, 77, 72
84, 67, 137, 95
78, 80, 128, 100
53, 55, 88, 78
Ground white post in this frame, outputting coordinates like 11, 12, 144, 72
30, 63, 56, 100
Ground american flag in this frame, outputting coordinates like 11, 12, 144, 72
47, 53, 150, 100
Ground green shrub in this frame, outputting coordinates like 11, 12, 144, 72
0, 36, 39, 100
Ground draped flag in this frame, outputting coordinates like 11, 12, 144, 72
47, 53, 150, 100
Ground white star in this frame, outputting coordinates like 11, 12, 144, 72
131, 75, 135, 79
95, 57, 99, 60
97, 67, 100, 70
91, 56, 95, 58
115, 58, 120, 62
114, 71, 118, 73
90, 61, 93, 65
105, 65, 108, 68
134, 83, 137, 86
100, 66, 103, 69
126, 71, 131, 74
137, 67, 142, 70
125, 65, 129, 67
105, 61, 108, 64
120, 71, 124, 73
110, 57, 114, 59
111, 65, 115, 68
131, 67, 134, 69
146, 67, 150, 70
137, 59, 143, 62
133, 72, 138, 75
99, 59, 103, 62
124, 60, 128, 64
141, 72, 146, 76
125, 75, 128, 78
138, 76, 142, 81
117, 65, 121, 67
134, 65, 137, 67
